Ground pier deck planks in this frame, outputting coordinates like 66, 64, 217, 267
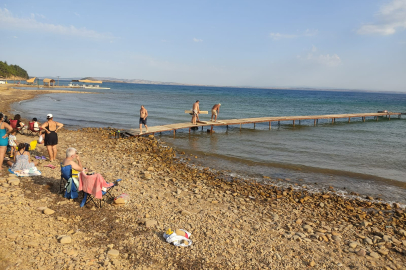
125, 112, 402, 136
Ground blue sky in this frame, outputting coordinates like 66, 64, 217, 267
1, 0, 405, 91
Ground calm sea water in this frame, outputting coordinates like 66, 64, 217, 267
12, 81, 406, 203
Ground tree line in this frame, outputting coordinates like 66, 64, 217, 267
0, 61, 29, 79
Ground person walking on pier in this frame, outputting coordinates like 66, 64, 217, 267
192, 100, 200, 125
139, 105, 148, 134
211, 103, 221, 122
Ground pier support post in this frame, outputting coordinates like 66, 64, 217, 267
314, 119, 316, 126
389, 115, 391, 120
240, 123, 242, 130
269, 121, 271, 130
227, 125, 228, 129
173, 130, 176, 137
348, 118, 351, 123
278, 121, 280, 126
293, 120, 295, 127
254, 123, 256, 129
211, 125, 213, 133
189, 128, 190, 134
299, 120, 301, 125
376, 116, 378, 121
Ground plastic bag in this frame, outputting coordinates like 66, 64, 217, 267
114, 193, 129, 204
38, 135, 43, 144
163, 229, 192, 247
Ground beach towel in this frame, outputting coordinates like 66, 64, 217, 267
79, 172, 114, 199
8, 167, 42, 177
64, 177, 79, 199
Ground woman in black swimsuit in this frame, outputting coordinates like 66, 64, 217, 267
40, 114, 64, 162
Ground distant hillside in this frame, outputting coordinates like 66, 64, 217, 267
0, 61, 29, 79
88, 77, 196, 86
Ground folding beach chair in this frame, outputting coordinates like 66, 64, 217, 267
60, 164, 79, 199
9, 120, 24, 134
27, 121, 41, 136
80, 179, 121, 208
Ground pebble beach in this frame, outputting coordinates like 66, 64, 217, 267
1, 86, 406, 270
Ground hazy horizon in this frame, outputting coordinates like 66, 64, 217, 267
1, 0, 405, 92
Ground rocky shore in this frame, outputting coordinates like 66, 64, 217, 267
1, 87, 406, 269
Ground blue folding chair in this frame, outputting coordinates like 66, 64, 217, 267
60, 164, 79, 199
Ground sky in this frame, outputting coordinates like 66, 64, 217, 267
0, 0, 405, 92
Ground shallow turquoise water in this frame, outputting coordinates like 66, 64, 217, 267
12, 82, 406, 202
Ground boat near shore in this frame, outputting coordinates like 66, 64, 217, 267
68, 79, 110, 89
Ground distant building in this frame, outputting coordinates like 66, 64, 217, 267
26, 77, 36, 85
0, 81, 5, 84
43, 78, 55, 87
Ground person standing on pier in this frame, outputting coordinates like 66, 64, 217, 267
211, 103, 221, 122
192, 100, 200, 125
139, 105, 148, 134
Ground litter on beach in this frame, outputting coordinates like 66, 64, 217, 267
163, 229, 192, 247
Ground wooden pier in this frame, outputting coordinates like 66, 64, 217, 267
123, 112, 403, 137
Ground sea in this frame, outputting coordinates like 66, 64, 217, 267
12, 81, 406, 204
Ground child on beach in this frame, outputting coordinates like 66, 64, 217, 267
8, 129, 17, 157
32, 118, 40, 131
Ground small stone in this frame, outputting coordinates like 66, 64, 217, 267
361, 221, 371, 227
272, 214, 279, 221
107, 244, 114, 249
43, 208, 55, 215
364, 237, 373, 245
8, 178, 20, 186
181, 210, 191, 216
319, 202, 325, 207
107, 249, 119, 258
378, 248, 389, 255
303, 225, 313, 233
369, 252, 380, 259
295, 219, 302, 225
59, 236, 72, 244
145, 214, 150, 218
147, 167, 154, 171
349, 242, 358, 249
7, 233, 18, 239
357, 249, 366, 257
145, 219, 157, 228
309, 261, 316, 267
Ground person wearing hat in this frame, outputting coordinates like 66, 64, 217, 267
40, 114, 64, 162
211, 103, 221, 122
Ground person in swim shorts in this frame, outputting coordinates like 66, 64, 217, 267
211, 103, 221, 122
139, 105, 148, 134
192, 100, 200, 125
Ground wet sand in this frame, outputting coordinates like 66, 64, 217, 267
0, 86, 406, 269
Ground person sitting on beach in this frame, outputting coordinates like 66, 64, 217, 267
8, 129, 18, 157
32, 118, 40, 131
13, 114, 25, 130
40, 114, 63, 162
62, 147, 86, 181
192, 100, 200, 125
211, 103, 221, 122
139, 105, 149, 135
7, 142, 38, 170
